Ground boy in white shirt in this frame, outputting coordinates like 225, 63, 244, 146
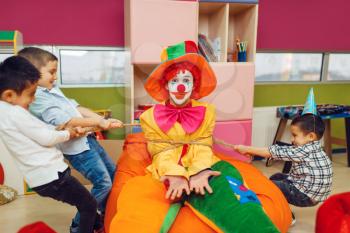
19, 47, 122, 233
0, 56, 102, 233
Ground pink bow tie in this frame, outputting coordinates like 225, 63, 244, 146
153, 103, 206, 134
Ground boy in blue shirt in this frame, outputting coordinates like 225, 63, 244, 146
19, 47, 123, 233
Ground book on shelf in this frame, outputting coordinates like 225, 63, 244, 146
198, 34, 218, 62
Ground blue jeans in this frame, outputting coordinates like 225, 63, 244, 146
270, 173, 318, 207
64, 135, 116, 228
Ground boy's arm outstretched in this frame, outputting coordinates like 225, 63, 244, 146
234, 145, 272, 159
234, 144, 309, 162
76, 106, 123, 128
30, 94, 123, 130
13, 108, 76, 147
39, 105, 122, 130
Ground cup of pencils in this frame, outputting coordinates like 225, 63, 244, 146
236, 39, 248, 62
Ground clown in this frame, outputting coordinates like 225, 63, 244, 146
110, 41, 280, 233
144, 49, 222, 199
160, 68, 222, 199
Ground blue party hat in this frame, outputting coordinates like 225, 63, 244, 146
302, 88, 318, 115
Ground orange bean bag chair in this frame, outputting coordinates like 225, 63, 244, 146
105, 133, 291, 233
316, 192, 350, 233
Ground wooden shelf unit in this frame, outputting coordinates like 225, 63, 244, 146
0, 30, 23, 54
125, 1, 258, 146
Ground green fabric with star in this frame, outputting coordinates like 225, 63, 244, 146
186, 161, 279, 233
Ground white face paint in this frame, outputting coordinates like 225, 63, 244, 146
167, 70, 194, 106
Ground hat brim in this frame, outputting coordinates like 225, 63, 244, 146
145, 54, 217, 102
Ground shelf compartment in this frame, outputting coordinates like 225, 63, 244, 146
125, 0, 198, 64
228, 3, 258, 62
199, 2, 229, 62
201, 62, 255, 121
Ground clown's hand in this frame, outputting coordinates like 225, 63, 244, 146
189, 170, 221, 195
160, 175, 190, 201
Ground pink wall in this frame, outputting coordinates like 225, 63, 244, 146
257, 0, 350, 51
1, 0, 350, 51
0, 0, 124, 46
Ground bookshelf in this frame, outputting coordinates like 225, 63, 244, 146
125, 0, 258, 158
0, 30, 23, 54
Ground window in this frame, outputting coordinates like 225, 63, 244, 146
29, 45, 53, 54
255, 53, 323, 82
0, 45, 52, 63
327, 53, 350, 81
0, 54, 12, 62
55, 47, 129, 87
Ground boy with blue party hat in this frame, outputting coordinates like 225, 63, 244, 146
235, 88, 333, 225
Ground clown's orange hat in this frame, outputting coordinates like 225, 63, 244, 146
144, 41, 217, 102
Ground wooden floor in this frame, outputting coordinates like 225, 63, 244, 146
1, 154, 349, 233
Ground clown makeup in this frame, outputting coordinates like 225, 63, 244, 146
167, 70, 194, 106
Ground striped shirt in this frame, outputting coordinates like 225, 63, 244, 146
269, 141, 332, 202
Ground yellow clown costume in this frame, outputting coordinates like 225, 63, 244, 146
143, 100, 220, 180
108, 41, 288, 233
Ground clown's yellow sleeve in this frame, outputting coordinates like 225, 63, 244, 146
187, 103, 217, 177
140, 109, 189, 180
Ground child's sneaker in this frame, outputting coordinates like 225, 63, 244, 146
69, 221, 79, 233
94, 226, 105, 233
291, 212, 296, 226
94, 213, 105, 233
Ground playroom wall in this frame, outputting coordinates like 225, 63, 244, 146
255, 0, 350, 144
1, 0, 350, 142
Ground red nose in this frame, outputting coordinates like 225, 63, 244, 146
177, 84, 186, 93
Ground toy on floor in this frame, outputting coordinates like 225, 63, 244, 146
316, 192, 350, 233
0, 184, 17, 205
0, 163, 4, 184
17, 221, 57, 233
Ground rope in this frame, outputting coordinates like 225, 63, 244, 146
146, 137, 240, 158
147, 136, 213, 156
149, 137, 237, 148
56, 122, 238, 150
55, 122, 141, 133
213, 138, 236, 149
